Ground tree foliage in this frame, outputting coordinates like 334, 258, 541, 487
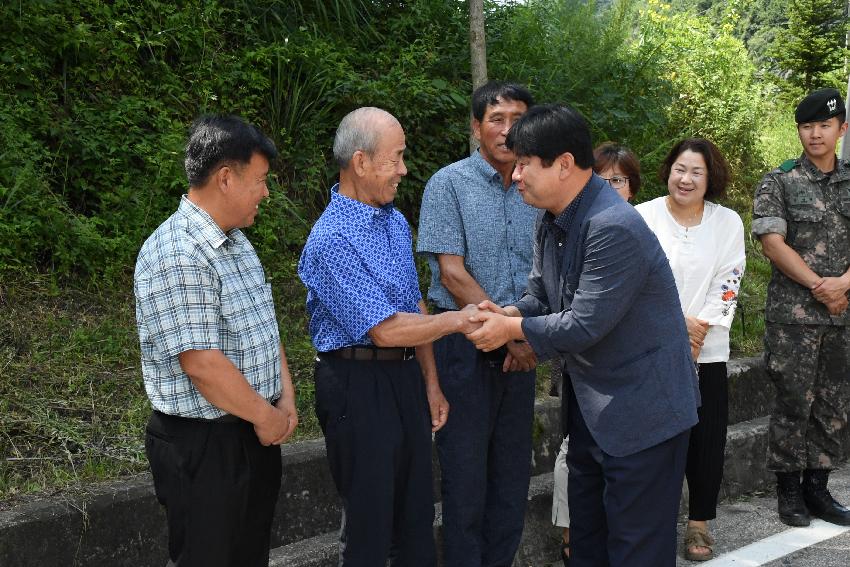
489, 0, 765, 200
768, 0, 848, 92
0, 0, 774, 280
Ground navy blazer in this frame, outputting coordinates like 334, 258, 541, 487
516, 174, 699, 457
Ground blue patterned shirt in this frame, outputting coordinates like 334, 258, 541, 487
298, 185, 422, 351
417, 150, 537, 309
134, 196, 281, 419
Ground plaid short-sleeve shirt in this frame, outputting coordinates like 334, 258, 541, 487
134, 196, 281, 418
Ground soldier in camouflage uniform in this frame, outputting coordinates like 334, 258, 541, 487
752, 88, 850, 527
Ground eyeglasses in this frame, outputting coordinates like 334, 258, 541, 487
602, 176, 629, 188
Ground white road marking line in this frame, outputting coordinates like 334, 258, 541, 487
702, 519, 850, 566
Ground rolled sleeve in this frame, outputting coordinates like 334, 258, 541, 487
136, 256, 221, 358
752, 175, 788, 237
416, 172, 466, 257
752, 216, 787, 238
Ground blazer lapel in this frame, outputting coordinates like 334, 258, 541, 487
558, 174, 605, 310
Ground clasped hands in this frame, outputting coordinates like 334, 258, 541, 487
454, 301, 537, 372
810, 276, 850, 316
254, 396, 298, 446
685, 315, 709, 361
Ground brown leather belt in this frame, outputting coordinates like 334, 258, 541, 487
323, 346, 416, 361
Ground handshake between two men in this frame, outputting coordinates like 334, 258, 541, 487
452, 301, 538, 373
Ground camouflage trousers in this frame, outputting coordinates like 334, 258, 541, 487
765, 323, 850, 472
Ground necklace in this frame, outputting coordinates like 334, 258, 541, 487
665, 196, 704, 228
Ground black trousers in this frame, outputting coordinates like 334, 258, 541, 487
145, 411, 282, 567
686, 362, 728, 521
314, 355, 436, 567
433, 332, 535, 567
567, 380, 688, 567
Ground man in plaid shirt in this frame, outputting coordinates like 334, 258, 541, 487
134, 115, 297, 567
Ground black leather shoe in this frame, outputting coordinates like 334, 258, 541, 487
802, 469, 850, 526
776, 471, 811, 526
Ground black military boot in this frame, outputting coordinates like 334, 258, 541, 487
776, 471, 811, 526
802, 469, 850, 526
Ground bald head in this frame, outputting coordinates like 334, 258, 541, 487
333, 107, 401, 169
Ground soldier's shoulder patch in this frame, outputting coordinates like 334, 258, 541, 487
778, 159, 797, 173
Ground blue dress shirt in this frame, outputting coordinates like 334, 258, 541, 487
417, 150, 537, 309
298, 184, 422, 351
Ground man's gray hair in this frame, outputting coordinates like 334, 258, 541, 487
333, 107, 398, 168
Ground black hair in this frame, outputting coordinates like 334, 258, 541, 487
659, 138, 730, 200
471, 80, 535, 121
505, 104, 594, 168
184, 115, 277, 187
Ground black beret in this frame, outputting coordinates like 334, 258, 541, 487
795, 88, 845, 124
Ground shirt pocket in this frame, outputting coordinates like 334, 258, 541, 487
221, 281, 277, 340
786, 185, 823, 222
837, 185, 850, 218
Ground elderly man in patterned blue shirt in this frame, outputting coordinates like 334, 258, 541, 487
416, 81, 537, 567
135, 115, 297, 567
299, 107, 481, 567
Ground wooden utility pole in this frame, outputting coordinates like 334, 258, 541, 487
469, 0, 487, 153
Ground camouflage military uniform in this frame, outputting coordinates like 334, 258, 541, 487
752, 153, 850, 472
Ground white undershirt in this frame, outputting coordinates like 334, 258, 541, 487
636, 197, 746, 363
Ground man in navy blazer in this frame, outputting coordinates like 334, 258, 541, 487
467, 104, 700, 566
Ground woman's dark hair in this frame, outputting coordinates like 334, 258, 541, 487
184, 115, 277, 187
659, 138, 730, 200
506, 104, 594, 168
593, 142, 641, 198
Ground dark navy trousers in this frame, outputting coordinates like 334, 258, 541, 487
566, 378, 689, 567
314, 355, 436, 567
434, 332, 536, 567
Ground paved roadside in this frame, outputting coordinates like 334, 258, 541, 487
541, 465, 850, 566
677, 464, 850, 567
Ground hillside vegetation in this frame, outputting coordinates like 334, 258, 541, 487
0, 0, 831, 499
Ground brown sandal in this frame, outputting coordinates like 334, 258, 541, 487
684, 524, 715, 561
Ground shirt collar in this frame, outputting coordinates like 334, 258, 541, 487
471, 149, 511, 187
541, 173, 602, 232
798, 153, 827, 180
177, 195, 241, 249
553, 189, 585, 232
329, 183, 395, 225
799, 152, 850, 181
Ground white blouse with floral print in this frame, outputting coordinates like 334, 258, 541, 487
636, 197, 746, 363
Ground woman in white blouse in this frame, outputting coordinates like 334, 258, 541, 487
635, 138, 745, 562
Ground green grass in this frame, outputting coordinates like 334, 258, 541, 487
0, 265, 321, 502
0, 272, 149, 499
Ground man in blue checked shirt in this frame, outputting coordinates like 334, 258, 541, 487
134, 115, 297, 567
298, 107, 483, 567
416, 81, 537, 567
